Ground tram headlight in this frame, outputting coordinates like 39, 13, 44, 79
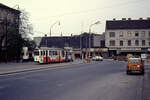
137, 65, 140, 68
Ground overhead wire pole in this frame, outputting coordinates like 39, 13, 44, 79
80, 22, 84, 60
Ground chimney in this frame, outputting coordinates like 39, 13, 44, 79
45, 34, 47, 37
128, 18, 131, 20
113, 18, 116, 21
139, 18, 143, 20
147, 17, 150, 20
122, 18, 126, 20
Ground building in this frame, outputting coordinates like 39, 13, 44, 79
105, 18, 150, 57
0, 3, 20, 62
81, 33, 107, 58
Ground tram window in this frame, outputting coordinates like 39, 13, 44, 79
62, 51, 65, 57
53, 51, 57, 55
34, 51, 39, 56
49, 51, 52, 56
56, 51, 58, 55
52, 51, 55, 55
40, 51, 43, 56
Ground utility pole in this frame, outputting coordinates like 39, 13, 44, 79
80, 22, 84, 60
80, 34, 82, 59
45, 34, 48, 63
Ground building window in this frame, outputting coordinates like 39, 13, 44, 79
128, 40, 131, 46
120, 40, 123, 46
119, 31, 123, 37
142, 40, 145, 46
135, 31, 139, 37
109, 40, 115, 46
109, 32, 115, 37
135, 40, 139, 46
141, 31, 146, 37
127, 31, 132, 37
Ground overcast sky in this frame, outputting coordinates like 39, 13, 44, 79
1, 0, 150, 37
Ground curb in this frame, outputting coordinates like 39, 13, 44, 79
0, 61, 85, 76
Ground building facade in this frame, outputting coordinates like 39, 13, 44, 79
0, 3, 20, 62
105, 18, 150, 57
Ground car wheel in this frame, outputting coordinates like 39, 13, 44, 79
126, 70, 130, 75
141, 70, 145, 75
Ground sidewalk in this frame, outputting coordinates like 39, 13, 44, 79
143, 66, 150, 100
0, 60, 84, 75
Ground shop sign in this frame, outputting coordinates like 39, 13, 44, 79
121, 48, 141, 51
109, 48, 120, 50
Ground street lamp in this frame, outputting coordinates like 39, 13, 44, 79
88, 21, 101, 57
50, 21, 60, 37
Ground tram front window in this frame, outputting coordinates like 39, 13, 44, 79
34, 51, 39, 56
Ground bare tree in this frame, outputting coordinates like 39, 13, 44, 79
19, 9, 33, 39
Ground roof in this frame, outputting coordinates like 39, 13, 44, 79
106, 19, 150, 30
0, 3, 20, 14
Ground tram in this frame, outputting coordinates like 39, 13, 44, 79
34, 47, 73, 64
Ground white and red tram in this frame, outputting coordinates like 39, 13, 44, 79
34, 47, 72, 64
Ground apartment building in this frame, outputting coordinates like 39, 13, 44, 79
105, 18, 150, 56
0, 3, 20, 61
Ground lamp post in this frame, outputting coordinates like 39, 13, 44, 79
50, 21, 60, 37
88, 21, 100, 57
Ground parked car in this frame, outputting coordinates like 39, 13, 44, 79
92, 56, 103, 61
126, 57, 144, 75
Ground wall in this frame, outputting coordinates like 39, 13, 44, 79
105, 29, 150, 49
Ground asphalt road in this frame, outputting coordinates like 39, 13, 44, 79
0, 60, 144, 100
